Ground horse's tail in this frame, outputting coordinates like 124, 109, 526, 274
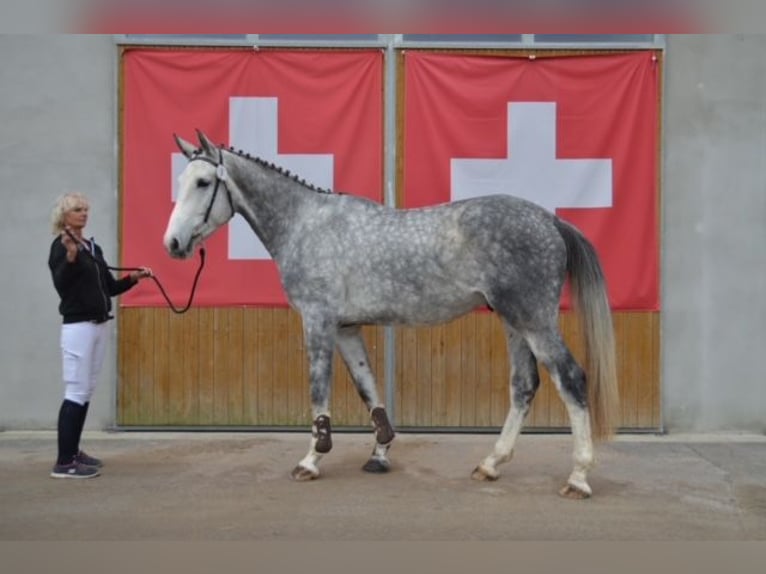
554, 217, 619, 440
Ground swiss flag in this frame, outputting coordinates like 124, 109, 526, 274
121, 49, 383, 307
403, 51, 659, 311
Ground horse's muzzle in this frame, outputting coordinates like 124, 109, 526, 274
165, 236, 193, 259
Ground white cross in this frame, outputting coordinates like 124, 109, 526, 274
451, 102, 612, 213
171, 97, 334, 260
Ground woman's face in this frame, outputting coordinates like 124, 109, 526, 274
63, 202, 89, 231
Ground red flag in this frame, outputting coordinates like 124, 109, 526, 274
404, 51, 659, 311
121, 49, 383, 306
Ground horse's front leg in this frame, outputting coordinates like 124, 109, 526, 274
336, 326, 396, 474
291, 318, 337, 481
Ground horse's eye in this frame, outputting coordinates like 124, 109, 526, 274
196, 178, 210, 188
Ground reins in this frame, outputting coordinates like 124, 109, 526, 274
65, 228, 206, 315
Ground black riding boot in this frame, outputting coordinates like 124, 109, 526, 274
74, 401, 90, 454
56, 399, 85, 465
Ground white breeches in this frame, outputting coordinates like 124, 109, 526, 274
60, 321, 109, 405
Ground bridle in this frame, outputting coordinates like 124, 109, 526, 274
190, 148, 236, 224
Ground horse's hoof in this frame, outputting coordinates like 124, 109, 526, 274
558, 483, 591, 499
471, 465, 499, 481
362, 458, 390, 474
291, 465, 319, 481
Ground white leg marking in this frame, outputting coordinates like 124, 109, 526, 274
297, 451, 322, 476
370, 442, 390, 461
292, 436, 323, 480
564, 406, 594, 496
549, 371, 594, 497
474, 405, 525, 480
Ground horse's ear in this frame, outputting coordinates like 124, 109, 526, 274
174, 134, 197, 159
196, 129, 218, 157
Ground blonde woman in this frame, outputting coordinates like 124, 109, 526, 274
48, 192, 152, 478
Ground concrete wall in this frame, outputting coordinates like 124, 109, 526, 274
0, 35, 118, 430
663, 34, 766, 432
1, 34, 764, 433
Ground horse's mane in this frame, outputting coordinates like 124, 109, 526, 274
193, 146, 335, 195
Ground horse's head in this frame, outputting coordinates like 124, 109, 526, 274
163, 130, 236, 259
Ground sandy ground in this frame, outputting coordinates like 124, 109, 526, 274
1, 430, 765, 541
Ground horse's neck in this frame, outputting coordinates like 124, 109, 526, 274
234, 166, 318, 257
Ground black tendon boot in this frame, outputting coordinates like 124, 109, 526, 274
50, 400, 99, 479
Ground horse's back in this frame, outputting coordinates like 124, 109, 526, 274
334, 192, 557, 248
281, 193, 566, 326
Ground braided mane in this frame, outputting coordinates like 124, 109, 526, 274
192, 145, 334, 195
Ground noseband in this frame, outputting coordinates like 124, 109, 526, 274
191, 148, 236, 223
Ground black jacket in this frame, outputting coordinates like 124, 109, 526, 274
48, 236, 137, 324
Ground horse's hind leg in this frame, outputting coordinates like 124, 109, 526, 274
291, 319, 337, 482
527, 329, 594, 499
473, 327, 540, 481
336, 326, 395, 473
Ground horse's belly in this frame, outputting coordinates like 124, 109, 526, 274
344, 290, 486, 326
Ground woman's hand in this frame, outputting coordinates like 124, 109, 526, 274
130, 267, 153, 282
61, 227, 79, 262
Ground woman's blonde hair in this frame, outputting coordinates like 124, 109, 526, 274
50, 192, 89, 234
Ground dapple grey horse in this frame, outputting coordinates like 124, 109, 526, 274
163, 130, 619, 498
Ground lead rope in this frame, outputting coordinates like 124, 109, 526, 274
109, 249, 206, 314
66, 229, 206, 314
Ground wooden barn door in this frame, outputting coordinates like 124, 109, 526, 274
118, 308, 384, 428
117, 308, 659, 431
393, 312, 660, 431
